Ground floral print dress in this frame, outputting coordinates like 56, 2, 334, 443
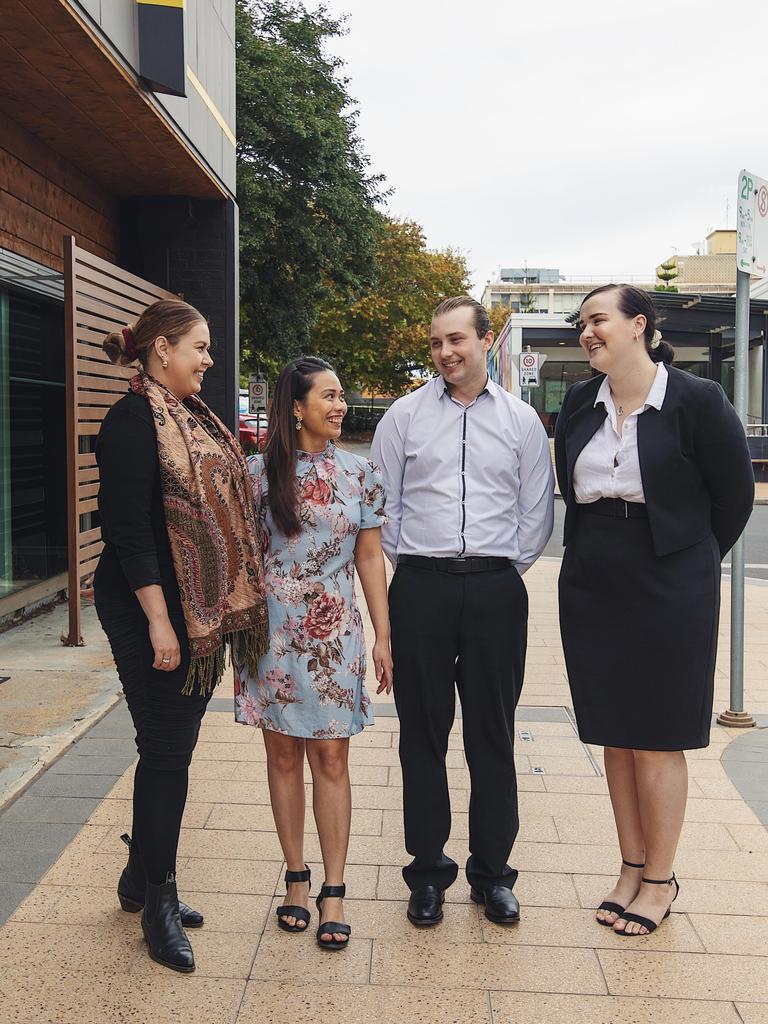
234, 443, 386, 739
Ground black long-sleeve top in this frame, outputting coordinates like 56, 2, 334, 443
93, 391, 180, 606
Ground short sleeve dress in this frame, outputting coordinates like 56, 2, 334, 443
234, 442, 387, 739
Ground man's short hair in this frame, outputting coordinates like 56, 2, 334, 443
432, 296, 491, 339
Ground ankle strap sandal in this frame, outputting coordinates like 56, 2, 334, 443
276, 865, 311, 933
618, 873, 680, 936
596, 859, 645, 926
315, 883, 350, 951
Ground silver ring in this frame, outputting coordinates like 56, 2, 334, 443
161, 657, 171, 663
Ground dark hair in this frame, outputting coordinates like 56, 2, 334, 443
265, 356, 335, 536
432, 295, 491, 339
580, 284, 674, 364
102, 298, 206, 367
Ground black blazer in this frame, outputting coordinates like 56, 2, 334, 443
554, 366, 755, 558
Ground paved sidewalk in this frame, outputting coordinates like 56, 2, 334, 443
0, 560, 767, 1023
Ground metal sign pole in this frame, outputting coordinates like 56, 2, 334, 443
717, 267, 755, 727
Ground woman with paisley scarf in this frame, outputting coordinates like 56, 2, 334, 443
95, 299, 269, 973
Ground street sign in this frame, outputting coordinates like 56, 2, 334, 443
737, 169, 768, 277
248, 378, 268, 413
519, 351, 541, 387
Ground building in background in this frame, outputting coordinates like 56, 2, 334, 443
482, 268, 654, 316
655, 230, 737, 295
1, 0, 237, 616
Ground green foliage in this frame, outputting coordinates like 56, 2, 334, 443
310, 219, 471, 395
654, 284, 679, 292
656, 258, 679, 290
236, 0, 386, 379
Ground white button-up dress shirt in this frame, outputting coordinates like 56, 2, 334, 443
371, 375, 554, 572
573, 363, 669, 504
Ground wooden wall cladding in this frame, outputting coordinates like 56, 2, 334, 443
63, 237, 175, 645
0, 112, 118, 272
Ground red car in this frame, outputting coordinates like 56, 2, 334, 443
239, 413, 268, 451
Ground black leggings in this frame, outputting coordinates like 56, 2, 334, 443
96, 589, 211, 885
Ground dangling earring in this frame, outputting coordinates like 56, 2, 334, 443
295, 417, 302, 431
633, 332, 638, 343
162, 359, 168, 369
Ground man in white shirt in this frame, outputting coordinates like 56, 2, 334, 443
371, 296, 554, 927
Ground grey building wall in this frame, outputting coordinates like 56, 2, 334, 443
69, 0, 236, 195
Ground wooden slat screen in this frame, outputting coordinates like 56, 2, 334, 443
62, 236, 175, 645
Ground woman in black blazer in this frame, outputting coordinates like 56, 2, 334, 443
555, 285, 753, 937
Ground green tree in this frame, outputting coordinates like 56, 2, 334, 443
236, 0, 386, 378
311, 219, 470, 395
655, 258, 679, 292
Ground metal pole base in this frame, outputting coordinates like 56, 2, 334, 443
716, 709, 756, 728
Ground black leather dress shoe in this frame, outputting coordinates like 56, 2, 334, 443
470, 884, 520, 924
407, 885, 445, 927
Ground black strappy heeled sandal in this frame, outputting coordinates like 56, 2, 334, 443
315, 882, 351, 951
617, 873, 680, 935
276, 865, 311, 933
596, 859, 645, 926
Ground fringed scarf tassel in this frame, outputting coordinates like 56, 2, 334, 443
181, 619, 271, 697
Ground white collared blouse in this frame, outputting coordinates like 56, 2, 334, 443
573, 363, 669, 504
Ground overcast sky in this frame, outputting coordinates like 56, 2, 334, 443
310, 0, 768, 294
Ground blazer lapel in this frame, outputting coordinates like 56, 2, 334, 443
565, 401, 607, 500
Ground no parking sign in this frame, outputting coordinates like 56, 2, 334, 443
519, 351, 541, 387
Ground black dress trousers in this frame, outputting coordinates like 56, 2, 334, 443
389, 562, 528, 892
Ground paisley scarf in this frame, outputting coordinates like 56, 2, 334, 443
130, 372, 269, 695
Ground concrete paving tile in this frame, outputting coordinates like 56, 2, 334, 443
696, 778, 745, 802
237, 981, 492, 1024
597, 949, 768, 1001
689, 913, 768, 955
128, 928, 259, 979
29, 773, 122, 799
69, 737, 139, 758
736, 1005, 768, 1024
0, 882, 34, 926
727, 824, 768, 852
688, 760, 735, 779
196, 725, 256, 744
0, 971, 246, 1024
524, 755, 598, 777
0, 921, 139, 975
348, 784, 468, 812
552, 818, 739, 851
573, 874, 768, 915
350, 730, 395, 748
48, 754, 137, 776
86, 797, 213, 829
251, 929, 372, 984
6, 883, 63, 924
0, 795, 100, 824
182, 857, 283, 896
0, 845, 65, 885
479, 905, 705, 952
543, 776, 610, 794
176, 827, 285, 861
193, 740, 267, 762
489, 992, 741, 1024
0, 820, 81, 853
206, 803, 383, 836
516, 774, 547, 792
516, 721, 576, 736
370, 939, 606, 993
185, 779, 273, 805
41, 851, 136, 887
519, 736, 586, 754
188, 760, 241, 780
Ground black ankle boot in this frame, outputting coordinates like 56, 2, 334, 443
118, 834, 204, 928
141, 874, 195, 973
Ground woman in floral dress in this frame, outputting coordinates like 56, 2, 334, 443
234, 357, 392, 950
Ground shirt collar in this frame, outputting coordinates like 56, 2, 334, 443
437, 373, 494, 401
594, 362, 668, 413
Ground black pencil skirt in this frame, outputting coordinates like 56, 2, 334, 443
558, 503, 721, 751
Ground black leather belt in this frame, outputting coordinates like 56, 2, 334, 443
397, 555, 512, 573
578, 497, 648, 519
